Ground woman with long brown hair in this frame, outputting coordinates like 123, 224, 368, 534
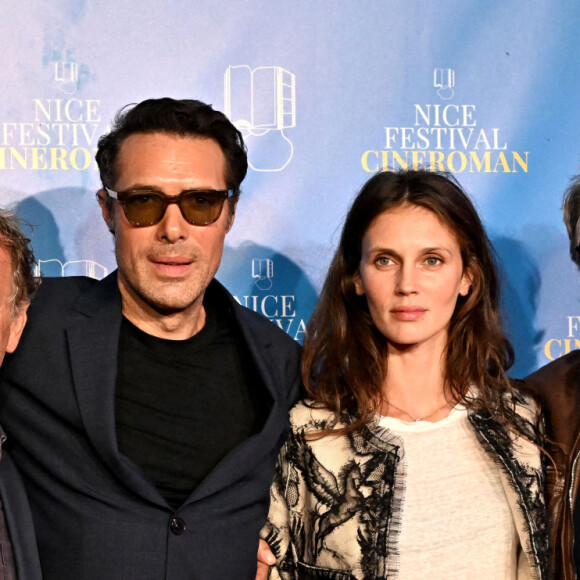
261, 170, 549, 579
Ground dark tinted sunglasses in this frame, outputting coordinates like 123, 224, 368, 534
105, 187, 234, 227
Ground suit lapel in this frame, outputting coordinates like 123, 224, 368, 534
66, 272, 166, 506
187, 281, 292, 504
66, 276, 296, 507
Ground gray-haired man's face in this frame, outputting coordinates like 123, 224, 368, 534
0, 246, 27, 366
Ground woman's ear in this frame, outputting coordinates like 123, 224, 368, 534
353, 271, 365, 296
459, 267, 473, 297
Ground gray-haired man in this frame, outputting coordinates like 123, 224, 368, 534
0, 211, 41, 579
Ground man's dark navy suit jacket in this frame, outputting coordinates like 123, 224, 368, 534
0, 272, 301, 579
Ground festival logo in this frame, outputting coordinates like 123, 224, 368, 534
0, 97, 103, 172
224, 65, 296, 172
361, 68, 529, 174
228, 252, 317, 343
0, 52, 101, 172
543, 315, 580, 360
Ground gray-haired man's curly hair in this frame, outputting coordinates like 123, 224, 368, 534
0, 211, 39, 318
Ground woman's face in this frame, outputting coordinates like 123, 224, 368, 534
354, 203, 471, 354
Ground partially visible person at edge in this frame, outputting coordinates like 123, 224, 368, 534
257, 169, 550, 579
0, 211, 42, 579
0, 98, 301, 579
522, 174, 580, 580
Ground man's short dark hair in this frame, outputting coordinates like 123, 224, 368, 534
96, 98, 248, 215
563, 175, 580, 267
0, 211, 39, 317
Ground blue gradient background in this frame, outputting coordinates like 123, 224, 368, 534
1, 1, 579, 375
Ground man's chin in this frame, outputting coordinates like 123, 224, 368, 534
145, 294, 204, 316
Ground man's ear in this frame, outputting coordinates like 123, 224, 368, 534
226, 199, 238, 232
97, 189, 115, 234
6, 304, 28, 354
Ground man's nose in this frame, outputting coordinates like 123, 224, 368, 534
156, 203, 190, 242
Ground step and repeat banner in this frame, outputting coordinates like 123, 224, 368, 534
1, 1, 579, 377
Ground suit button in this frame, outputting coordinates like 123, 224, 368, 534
170, 517, 186, 535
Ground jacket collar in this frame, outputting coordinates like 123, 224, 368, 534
360, 399, 550, 579
65, 272, 167, 502
65, 271, 293, 507
468, 406, 549, 580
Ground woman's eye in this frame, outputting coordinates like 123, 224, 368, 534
376, 256, 392, 266
425, 256, 442, 266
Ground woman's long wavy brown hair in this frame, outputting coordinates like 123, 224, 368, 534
302, 169, 517, 434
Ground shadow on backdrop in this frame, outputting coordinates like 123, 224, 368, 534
493, 236, 543, 378
15, 188, 114, 279
15, 196, 66, 270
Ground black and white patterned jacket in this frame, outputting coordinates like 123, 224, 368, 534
261, 392, 550, 579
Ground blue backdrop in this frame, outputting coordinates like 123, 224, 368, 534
2, 1, 579, 376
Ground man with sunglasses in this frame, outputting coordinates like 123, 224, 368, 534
0, 98, 301, 579
523, 174, 580, 579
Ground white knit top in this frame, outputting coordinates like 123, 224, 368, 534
379, 406, 519, 579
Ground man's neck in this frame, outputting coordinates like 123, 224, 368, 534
119, 284, 207, 340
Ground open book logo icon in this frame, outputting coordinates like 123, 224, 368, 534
54, 61, 79, 95
434, 68, 455, 100
252, 258, 274, 291
225, 65, 296, 172
34, 259, 108, 280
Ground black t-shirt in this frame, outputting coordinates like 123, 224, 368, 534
115, 290, 269, 511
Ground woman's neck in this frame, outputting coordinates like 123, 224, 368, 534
382, 344, 453, 422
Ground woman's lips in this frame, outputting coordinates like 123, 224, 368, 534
390, 307, 427, 321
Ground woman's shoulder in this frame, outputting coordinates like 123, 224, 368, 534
289, 399, 342, 432
507, 385, 541, 424
471, 384, 540, 422
492, 385, 543, 442
468, 385, 541, 439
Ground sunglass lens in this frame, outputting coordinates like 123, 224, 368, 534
181, 191, 226, 225
123, 194, 165, 226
